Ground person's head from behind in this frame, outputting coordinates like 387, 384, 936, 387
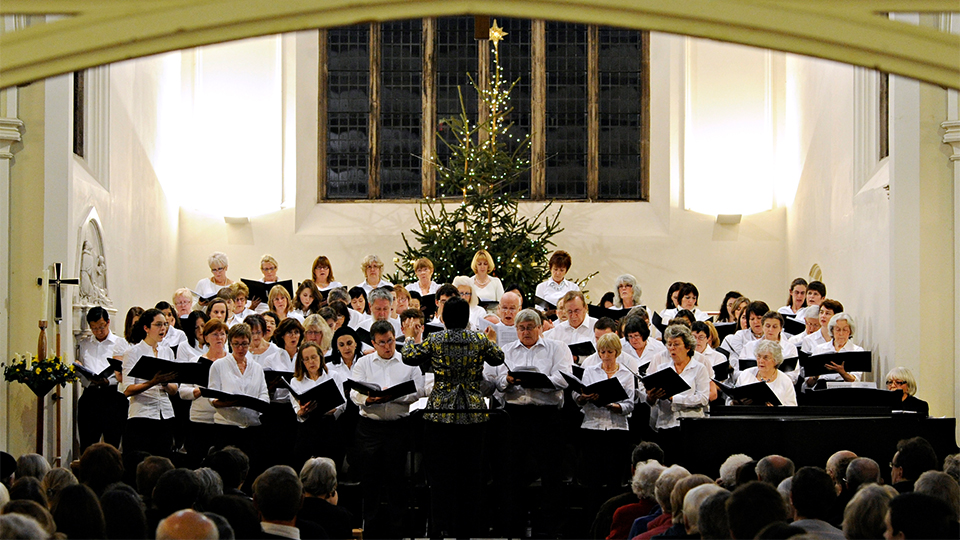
718, 453, 753, 489
1, 500, 57, 537
203, 512, 234, 540
845, 457, 881, 493
913, 471, 959, 522
756, 455, 795, 487
892, 436, 938, 483
669, 475, 714, 526
78, 443, 124, 496
136, 455, 174, 502
39, 468, 76, 510
682, 484, 726, 535
790, 466, 836, 521
194, 468, 224, 511
885, 492, 954, 539
300, 457, 338, 502
15, 454, 50, 482
51, 484, 105, 540
253, 466, 303, 524
156, 509, 219, 540
0, 514, 49, 539
8, 478, 46, 508
101, 482, 147, 540
842, 483, 897, 540
631, 461, 666, 501
440, 297, 469, 329
206, 447, 249, 492
631, 442, 664, 468
654, 465, 690, 514
726, 481, 789, 539
697, 490, 731, 540
153, 469, 201, 518
205, 495, 259, 540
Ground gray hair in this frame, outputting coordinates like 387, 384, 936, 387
299, 457, 338, 497
754, 340, 784, 366
515, 309, 542, 327
944, 453, 960, 484
327, 287, 350, 304
800, 305, 821, 320
451, 276, 479, 308
663, 324, 696, 357
367, 287, 394, 305
827, 312, 856, 338
0, 514, 49, 539
613, 274, 643, 308
194, 468, 223, 508
718, 454, 753, 487
914, 471, 960, 519
208, 252, 229, 269
15, 454, 50, 481
360, 254, 383, 271
654, 465, 690, 511
842, 484, 897, 540
845, 457, 881, 491
682, 484, 726, 534
884, 367, 918, 396
631, 461, 666, 499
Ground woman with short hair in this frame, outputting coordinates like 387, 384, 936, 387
357, 255, 392, 294
406, 257, 440, 298
535, 250, 580, 309
195, 252, 233, 303
806, 312, 863, 389
734, 340, 797, 406
884, 367, 928, 416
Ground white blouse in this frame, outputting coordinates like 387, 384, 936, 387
195, 278, 227, 299
120, 341, 177, 420
251, 344, 292, 403
736, 367, 798, 406
176, 346, 223, 424
472, 276, 504, 302
288, 369, 347, 421
638, 358, 711, 431
208, 355, 269, 428
534, 279, 580, 308
406, 281, 440, 296
740, 338, 801, 384
574, 364, 636, 431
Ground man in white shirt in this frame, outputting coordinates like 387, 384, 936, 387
496, 309, 572, 536
543, 291, 597, 360
76, 307, 128, 453
349, 321, 424, 538
359, 287, 402, 336
484, 291, 522, 347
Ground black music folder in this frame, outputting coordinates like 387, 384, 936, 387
128, 356, 213, 386
714, 322, 738, 343
263, 370, 294, 387
640, 368, 691, 400
712, 360, 731, 381
783, 317, 806, 336
652, 312, 667, 334
587, 304, 630, 322
342, 379, 418, 402
280, 378, 345, 413
535, 296, 557, 311
738, 358, 758, 371
478, 299, 500, 310
800, 351, 872, 377
198, 387, 270, 413
714, 379, 782, 406
241, 279, 294, 303
73, 362, 115, 381
568, 341, 596, 357
779, 356, 799, 372
561, 372, 629, 406
506, 368, 557, 390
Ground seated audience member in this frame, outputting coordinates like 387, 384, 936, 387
627, 465, 689, 540
825, 450, 857, 485
298, 457, 355, 540
913, 471, 960, 523
194, 468, 224, 512
756, 455, 795, 487
100, 483, 148, 540
607, 461, 665, 539
945, 453, 960, 483
205, 447, 250, 498
8, 478, 46, 508
152, 469, 202, 526
717, 453, 753, 489
589, 442, 664, 539
643, 474, 713, 539
890, 436, 939, 493
790, 467, 844, 539
136, 455, 174, 508
755, 522, 807, 539
886, 492, 955, 539
252, 465, 326, 539
156, 509, 219, 540
726, 481, 790, 540
696, 490, 731, 540
681, 483, 726, 538
51, 484, 106, 540
78, 442, 125, 497
844, 457, 881, 494
14, 454, 50, 482
205, 495, 261, 538
735, 460, 759, 486
0, 500, 57, 537
884, 366, 929, 416
39, 468, 76, 510
842, 484, 897, 540
0, 514, 49, 539
203, 512, 235, 540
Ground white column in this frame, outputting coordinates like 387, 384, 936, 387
942, 11, 960, 447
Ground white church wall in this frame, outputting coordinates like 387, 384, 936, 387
176, 31, 789, 314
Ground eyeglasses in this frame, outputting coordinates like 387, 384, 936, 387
374, 338, 395, 347
231, 341, 250, 348
151, 322, 170, 328
889, 462, 900, 469
886, 379, 906, 386
89, 322, 109, 332
261, 265, 277, 272
211, 267, 226, 273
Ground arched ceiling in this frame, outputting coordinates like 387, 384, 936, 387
1, 0, 958, 90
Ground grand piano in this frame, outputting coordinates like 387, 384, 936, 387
677, 405, 958, 481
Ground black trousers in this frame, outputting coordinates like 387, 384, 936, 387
77, 385, 128, 453
353, 416, 413, 539
423, 420, 487, 538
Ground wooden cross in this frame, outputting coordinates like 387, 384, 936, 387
49, 262, 79, 322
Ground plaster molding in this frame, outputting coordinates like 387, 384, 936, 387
943, 120, 960, 162
0, 117, 23, 159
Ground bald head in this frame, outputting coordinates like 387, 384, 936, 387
156, 509, 218, 540
498, 292, 522, 325
844, 457, 880, 492
757, 455, 795, 487
826, 450, 857, 482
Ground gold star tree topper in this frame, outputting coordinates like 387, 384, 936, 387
489, 19, 508, 51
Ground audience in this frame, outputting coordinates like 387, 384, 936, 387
79, 443, 125, 497
681, 483, 724, 537
13, 454, 50, 482
607, 461, 665, 539
890, 436, 939, 493
0, 500, 57, 537
0, 513, 49, 539
39, 468, 77, 510
886, 491, 954, 539
252, 465, 326, 539
697, 490, 730, 539
136, 455, 174, 507
100, 482, 148, 540
842, 483, 897, 539
7, 477, 46, 508
298, 457, 354, 540
727, 481, 790, 539
789, 466, 843, 539
156, 509, 219, 540
52, 484, 106, 539
756, 455, 794, 487
716, 454, 752, 489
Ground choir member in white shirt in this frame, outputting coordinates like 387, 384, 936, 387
721, 301, 769, 380
177, 311, 210, 363
777, 278, 808, 317
740, 312, 801, 384
359, 287, 402, 336
638, 324, 710, 457
734, 340, 798, 406
267, 284, 296, 322
311, 255, 344, 292
800, 299, 843, 354
262, 311, 280, 342
581, 318, 639, 373
120, 308, 180, 459
356, 254, 393, 294
254, 314, 301, 467
788, 305, 822, 347
328, 287, 367, 330
349, 321, 425, 537
112, 306, 144, 362
620, 315, 666, 370
195, 251, 233, 304
227, 282, 256, 328
574, 333, 636, 490
543, 291, 597, 352
658, 283, 711, 323
805, 312, 863, 390
452, 276, 487, 330
329, 325, 364, 472
792, 280, 826, 324
692, 321, 726, 400
470, 248, 504, 302
716, 291, 745, 324
208, 323, 269, 468
76, 307, 127, 453
288, 280, 321, 321
613, 274, 644, 310
178, 319, 228, 466
156, 301, 188, 354
173, 288, 194, 320
251, 254, 281, 313
496, 309, 572, 536
535, 250, 581, 309
405, 257, 440, 297
206, 298, 230, 323
290, 337, 346, 470
482, 291, 522, 347
349, 286, 370, 316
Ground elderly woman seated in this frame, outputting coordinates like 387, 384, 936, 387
735, 340, 798, 406
884, 366, 929, 416
607, 461, 665, 539
804, 312, 864, 390
298, 457, 355, 540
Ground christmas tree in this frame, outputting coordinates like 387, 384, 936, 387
389, 21, 564, 290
